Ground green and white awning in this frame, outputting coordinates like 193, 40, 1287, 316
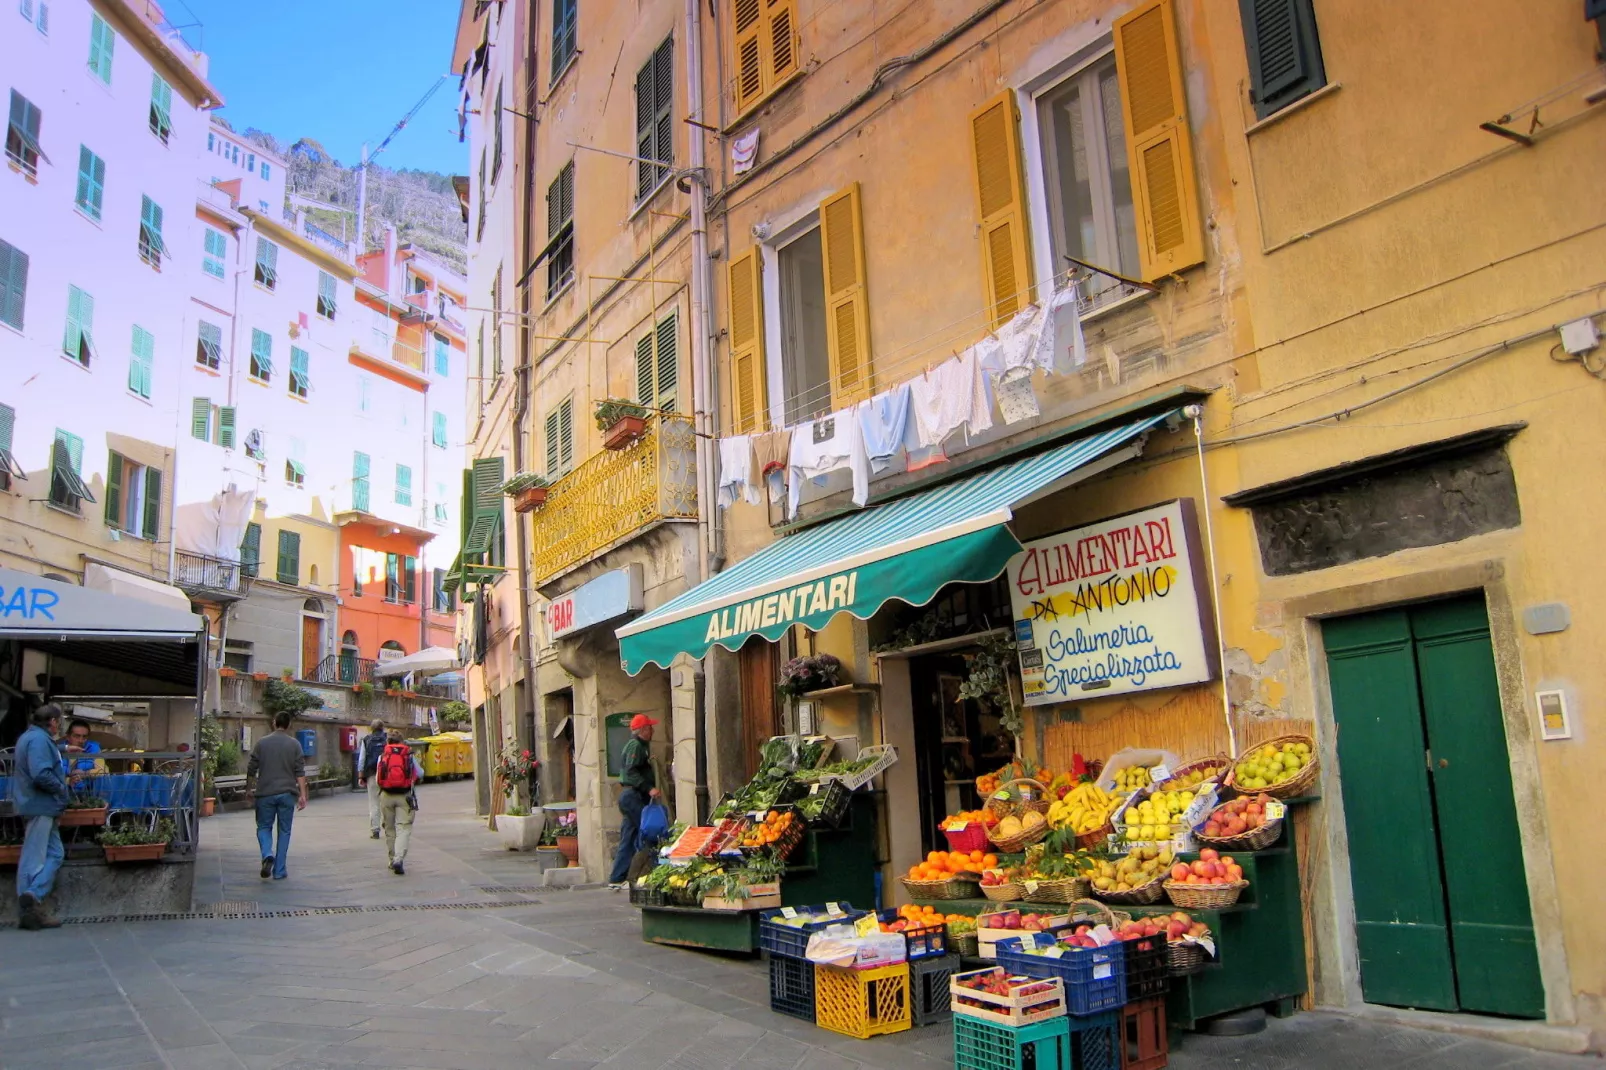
616, 411, 1176, 674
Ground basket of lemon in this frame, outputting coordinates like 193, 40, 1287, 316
1226, 736, 1317, 800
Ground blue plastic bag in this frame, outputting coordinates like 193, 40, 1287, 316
639, 799, 670, 843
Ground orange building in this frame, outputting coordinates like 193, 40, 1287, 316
336, 516, 450, 674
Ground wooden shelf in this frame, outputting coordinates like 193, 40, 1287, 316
801, 683, 880, 698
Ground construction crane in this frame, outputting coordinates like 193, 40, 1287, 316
353, 75, 450, 256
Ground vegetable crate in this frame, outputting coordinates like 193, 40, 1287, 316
950, 967, 1067, 1028
813, 962, 911, 1039
995, 935, 1127, 1016
877, 908, 949, 960
800, 778, 853, 828
1120, 997, 1168, 1070
758, 904, 866, 959
954, 1013, 1070, 1070
909, 952, 962, 1028
829, 744, 898, 791
1122, 935, 1169, 1002
768, 950, 816, 1023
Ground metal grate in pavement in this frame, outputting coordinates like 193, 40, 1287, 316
474, 884, 545, 895
0, 898, 541, 928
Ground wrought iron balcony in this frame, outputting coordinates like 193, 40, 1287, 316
173, 551, 250, 602
308, 653, 378, 686
529, 414, 697, 583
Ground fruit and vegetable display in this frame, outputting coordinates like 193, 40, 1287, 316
1165, 760, 1228, 792
976, 760, 1051, 797
1047, 782, 1119, 835
1119, 787, 1200, 842
1201, 794, 1278, 839
1233, 739, 1312, 790
977, 909, 1065, 933
952, 969, 1061, 1018
1110, 764, 1153, 793
1086, 846, 1173, 893
906, 848, 995, 883
881, 904, 971, 933
989, 809, 1047, 843
740, 809, 801, 852
1114, 913, 1212, 944
794, 753, 882, 782
940, 810, 998, 831
1167, 847, 1242, 886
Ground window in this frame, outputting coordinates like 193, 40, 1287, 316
775, 228, 829, 425
552, 0, 577, 80
253, 237, 278, 289
239, 522, 261, 578
544, 397, 574, 477
243, 427, 262, 459
286, 346, 309, 398
202, 228, 226, 278
6, 90, 43, 178
0, 238, 26, 330
463, 456, 506, 568
432, 411, 448, 449
207, 132, 214, 152
196, 320, 222, 368
1239, 0, 1326, 120
316, 271, 336, 318
250, 328, 272, 381
0, 403, 17, 485
20, 0, 48, 34
138, 195, 165, 267
474, 324, 484, 409
190, 397, 236, 446
246, 152, 255, 173
75, 146, 105, 220
62, 284, 93, 365
285, 452, 305, 488
395, 464, 413, 506
88, 13, 114, 83
356, 374, 372, 414
491, 80, 504, 183
352, 451, 370, 512
636, 310, 679, 411
433, 568, 452, 612
490, 266, 503, 384
635, 37, 674, 201
383, 555, 417, 604
433, 334, 449, 376
730, 0, 798, 114
544, 162, 575, 301
48, 429, 92, 511
102, 451, 160, 538
261, 162, 271, 181
476, 150, 486, 242
148, 74, 172, 143
127, 325, 153, 399
222, 640, 253, 672
276, 529, 301, 585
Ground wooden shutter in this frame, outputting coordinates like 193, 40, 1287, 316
89, 14, 114, 82
558, 398, 573, 470
1239, 0, 1325, 119
655, 312, 678, 407
764, 0, 798, 85
732, 0, 765, 111
129, 325, 153, 397
191, 398, 210, 440
103, 450, 123, 526
218, 406, 235, 448
969, 92, 1034, 329
1113, 0, 1205, 280
403, 556, 418, 604
635, 332, 655, 404
240, 521, 261, 577
726, 247, 766, 434
544, 408, 561, 475
396, 464, 412, 504
277, 530, 300, 585
819, 183, 873, 406
142, 467, 160, 539
0, 239, 26, 329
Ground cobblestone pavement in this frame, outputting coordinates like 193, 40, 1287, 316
0, 781, 1597, 1070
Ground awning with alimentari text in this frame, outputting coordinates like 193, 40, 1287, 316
614, 411, 1177, 674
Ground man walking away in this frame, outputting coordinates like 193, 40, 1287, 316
608, 714, 662, 888
246, 711, 307, 879
375, 732, 423, 875
14, 704, 71, 930
356, 719, 387, 839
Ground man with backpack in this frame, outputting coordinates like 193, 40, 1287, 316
355, 719, 387, 839
375, 731, 424, 875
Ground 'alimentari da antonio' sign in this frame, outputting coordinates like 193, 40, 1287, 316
1007, 499, 1217, 704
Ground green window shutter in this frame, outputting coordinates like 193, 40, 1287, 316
76, 146, 105, 220
289, 346, 309, 397
432, 411, 447, 448
544, 408, 560, 476
139, 196, 165, 261
463, 457, 505, 555
103, 450, 123, 526
88, 14, 114, 83
317, 271, 337, 317
0, 238, 27, 330
128, 324, 153, 398
403, 555, 418, 603
0, 403, 13, 454
635, 37, 674, 200
395, 464, 413, 505
197, 320, 222, 367
218, 406, 236, 448
203, 228, 226, 278
149, 74, 173, 140
255, 238, 278, 288
64, 284, 91, 362
352, 451, 370, 511
1239, 0, 1326, 119
655, 312, 678, 407
353, 451, 370, 478
385, 553, 399, 599
434, 335, 449, 376
239, 521, 261, 577
142, 466, 161, 539
559, 398, 573, 471
459, 468, 474, 547
635, 332, 655, 405
251, 328, 272, 379
276, 529, 300, 585
61, 430, 83, 472
191, 397, 211, 440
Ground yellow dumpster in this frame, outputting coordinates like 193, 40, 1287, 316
415, 736, 451, 780
446, 731, 474, 778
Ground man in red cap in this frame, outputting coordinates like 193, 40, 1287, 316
608, 713, 662, 888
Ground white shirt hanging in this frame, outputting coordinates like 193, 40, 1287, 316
716, 434, 758, 508
788, 413, 870, 517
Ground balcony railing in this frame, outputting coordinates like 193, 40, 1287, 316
173, 551, 250, 602
309, 653, 378, 686
530, 414, 697, 582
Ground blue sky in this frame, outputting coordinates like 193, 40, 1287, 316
183, 0, 466, 175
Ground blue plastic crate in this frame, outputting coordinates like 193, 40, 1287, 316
1067, 1010, 1120, 1070
768, 950, 816, 1022
954, 1013, 1070, 1070
877, 908, 949, 959
994, 935, 1126, 1016
758, 903, 866, 959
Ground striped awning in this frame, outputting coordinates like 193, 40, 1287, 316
615, 411, 1176, 674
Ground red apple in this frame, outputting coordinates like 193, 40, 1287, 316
1170, 863, 1190, 881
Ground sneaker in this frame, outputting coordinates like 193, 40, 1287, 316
607, 882, 627, 891
391, 861, 405, 876
371, 829, 381, 839
30, 904, 62, 929
260, 857, 273, 879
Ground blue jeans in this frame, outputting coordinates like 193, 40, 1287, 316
255, 793, 297, 878
17, 815, 63, 901
609, 788, 646, 884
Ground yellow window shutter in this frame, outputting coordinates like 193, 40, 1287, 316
819, 182, 873, 408
726, 247, 767, 434
732, 0, 766, 112
764, 0, 799, 86
1113, 0, 1205, 280
969, 91, 1034, 330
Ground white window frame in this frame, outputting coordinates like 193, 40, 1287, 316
758, 204, 825, 432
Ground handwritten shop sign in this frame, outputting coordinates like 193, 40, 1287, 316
1007, 500, 1216, 704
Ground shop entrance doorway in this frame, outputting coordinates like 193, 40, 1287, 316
1322, 593, 1543, 1018
908, 653, 1010, 857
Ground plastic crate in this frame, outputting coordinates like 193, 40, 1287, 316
814, 962, 911, 1039
1120, 997, 1168, 1070
799, 778, 853, 828
877, 909, 949, 960
627, 884, 666, 908
1068, 1011, 1121, 1070
828, 744, 899, 791
758, 903, 865, 959
768, 951, 816, 1023
995, 935, 1126, 1016
954, 1013, 1070, 1070
951, 967, 1067, 1028
1122, 935, 1169, 1002
909, 952, 961, 1028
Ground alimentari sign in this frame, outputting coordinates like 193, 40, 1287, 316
1007, 500, 1216, 704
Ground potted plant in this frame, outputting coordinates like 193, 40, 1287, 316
551, 807, 580, 865
218, 666, 238, 679
250, 671, 270, 682
100, 818, 175, 863
355, 681, 376, 698
502, 473, 551, 513
281, 667, 295, 682
497, 802, 547, 851
595, 398, 650, 450
535, 820, 565, 870
385, 683, 403, 697
777, 653, 843, 698
60, 793, 110, 828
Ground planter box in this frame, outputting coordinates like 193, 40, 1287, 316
60, 807, 109, 828
513, 486, 548, 513
251, 673, 269, 681
497, 811, 547, 851
0, 845, 21, 866
103, 843, 168, 864
534, 846, 566, 872
702, 882, 783, 911
218, 668, 237, 678
602, 415, 646, 450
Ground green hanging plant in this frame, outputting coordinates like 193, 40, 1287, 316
957, 633, 1023, 737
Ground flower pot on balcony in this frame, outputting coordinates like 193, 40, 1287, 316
514, 486, 548, 513
602, 415, 647, 450
555, 834, 580, 866
497, 811, 546, 851
60, 807, 109, 828
218, 667, 237, 678
402, 691, 417, 699
251, 672, 269, 682
104, 843, 168, 864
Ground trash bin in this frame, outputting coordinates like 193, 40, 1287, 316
416, 737, 449, 780
295, 729, 316, 758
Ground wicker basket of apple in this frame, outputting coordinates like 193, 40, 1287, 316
1196, 792, 1283, 851
1163, 847, 1247, 908
1147, 911, 1216, 973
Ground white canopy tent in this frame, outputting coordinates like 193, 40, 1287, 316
371, 646, 460, 678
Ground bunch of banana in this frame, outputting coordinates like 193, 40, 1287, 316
1047, 781, 1117, 834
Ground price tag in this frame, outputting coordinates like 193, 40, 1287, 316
780, 906, 798, 919
1042, 946, 1065, 959
949, 821, 967, 831
1265, 801, 1286, 820
1093, 963, 1112, 980
809, 782, 821, 795
1150, 763, 1171, 784
825, 901, 842, 915
1023, 880, 1040, 894
854, 914, 878, 938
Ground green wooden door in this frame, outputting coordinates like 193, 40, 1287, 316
1322, 594, 1544, 1019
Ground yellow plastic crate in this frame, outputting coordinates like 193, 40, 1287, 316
813, 963, 912, 1039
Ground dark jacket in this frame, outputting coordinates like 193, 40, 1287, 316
247, 731, 307, 798
14, 724, 70, 817
619, 736, 654, 794
360, 730, 387, 777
